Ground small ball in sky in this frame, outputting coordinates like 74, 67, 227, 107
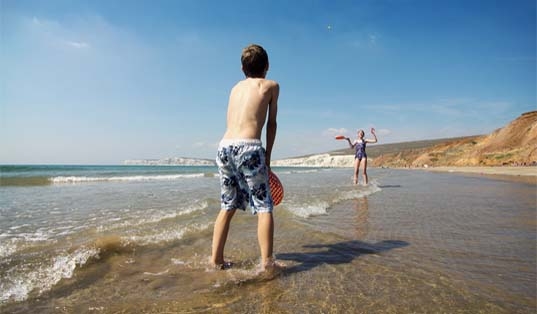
327, 25, 332, 30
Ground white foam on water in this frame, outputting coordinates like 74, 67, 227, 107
88, 306, 105, 311
8, 224, 30, 230
336, 182, 382, 201
143, 269, 169, 276
123, 222, 211, 246
278, 168, 321, 175
50, 173, 205, 184
177, 200, 210, 216
0, 246, 100, 304
95, 200, 210, 233
290, 169, 321, 174
1, 238, 39, 261
0, 240, 18, 259
171, 258, 187, 265
289, 202, 330, 218
0, 230, 58, 259
285, 182, 382, 218
18, 231, 51, 242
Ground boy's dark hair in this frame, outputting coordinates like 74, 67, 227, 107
241, 44, 269, 78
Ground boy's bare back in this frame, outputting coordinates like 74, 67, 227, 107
223, 77, 279, 165
223, 78, 278, 139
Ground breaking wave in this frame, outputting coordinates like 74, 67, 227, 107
285, 181, 382, 218
0, 246, 100, 304
50, 173, 209, 184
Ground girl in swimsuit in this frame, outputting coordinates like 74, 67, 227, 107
346, 128, 377, 185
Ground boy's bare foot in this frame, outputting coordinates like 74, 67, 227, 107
258, 258, 285, 279
213, 261, 234, 270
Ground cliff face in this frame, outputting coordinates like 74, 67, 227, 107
472, 111, 537, 165
371, 111, 537, 167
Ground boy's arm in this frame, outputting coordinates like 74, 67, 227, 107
265, 82, 279, 168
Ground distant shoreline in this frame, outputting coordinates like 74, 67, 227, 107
418, 166, 537, 185
423, 166, 536, 176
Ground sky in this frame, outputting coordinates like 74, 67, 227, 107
1, 0, 535, 164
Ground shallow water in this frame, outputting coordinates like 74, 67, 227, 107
1, 167, 535, 313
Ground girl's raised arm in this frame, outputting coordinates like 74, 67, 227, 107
367, 128, 378, 143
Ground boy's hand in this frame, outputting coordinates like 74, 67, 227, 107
370, 128, 376, 134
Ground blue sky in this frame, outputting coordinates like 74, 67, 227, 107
1, 0, 535, 164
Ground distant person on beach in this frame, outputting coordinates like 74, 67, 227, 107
211, 44, 283, 274
346, 128, 377, 185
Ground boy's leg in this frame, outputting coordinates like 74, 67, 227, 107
257, 212, 274, 266
211, 209, 236, 265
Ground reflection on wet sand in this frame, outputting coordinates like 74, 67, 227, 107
353, 196, 369, 239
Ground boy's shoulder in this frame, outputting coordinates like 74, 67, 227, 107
260, 79, 279, 91
263, 78, 279, 86
234, 78, 279, 91
262, 78, 278, 84
245, 77, 279, 85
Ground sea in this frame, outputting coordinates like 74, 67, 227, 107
0, 165, 535, 313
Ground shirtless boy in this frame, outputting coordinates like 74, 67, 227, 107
211, 44, 281, 272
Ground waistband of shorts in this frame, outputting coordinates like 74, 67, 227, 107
219, 138, 262, 147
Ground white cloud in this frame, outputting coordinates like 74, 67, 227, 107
368, 33, 378, 46
375, 128, 391, 136
66, 41, 90, 49
323, 127, 349, 137
25, 16, 91, 50
348, 31, 381, 49
32, 16, 42, 25
365, 98, 514, 118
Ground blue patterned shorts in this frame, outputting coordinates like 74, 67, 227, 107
216, 139, 273, 214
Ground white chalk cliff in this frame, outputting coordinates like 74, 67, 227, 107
271, 154, 355, 167
124, 154, 356, 167
124, 157, 216, 166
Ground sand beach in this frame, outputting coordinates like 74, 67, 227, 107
424, 166, 537, 184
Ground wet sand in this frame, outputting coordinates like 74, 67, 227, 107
423, 166, 537, 185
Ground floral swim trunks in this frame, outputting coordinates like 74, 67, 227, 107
216, 139, 274, 214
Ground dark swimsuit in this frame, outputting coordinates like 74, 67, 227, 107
354, 140, 367, 160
